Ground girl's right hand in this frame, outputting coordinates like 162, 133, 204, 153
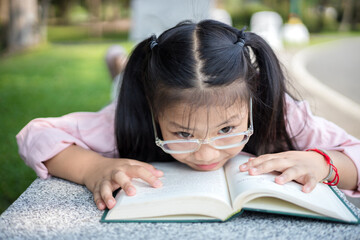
83, 157, 164, 210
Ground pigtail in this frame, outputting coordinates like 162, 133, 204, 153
115, 36, 171, 162
242, 32, 295, 155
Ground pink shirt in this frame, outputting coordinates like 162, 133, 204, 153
16, 95, 360, 196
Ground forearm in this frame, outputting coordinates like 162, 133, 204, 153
328, 150, 358, 190
44, 144, 104, 186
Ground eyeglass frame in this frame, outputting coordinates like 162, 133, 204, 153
150, 97, 254, 154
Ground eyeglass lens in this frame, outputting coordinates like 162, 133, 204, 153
163, 133, 249, 152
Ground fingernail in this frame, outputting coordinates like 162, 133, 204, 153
153, 180, 162, 188
107, 199, 114, 206
127, 186, 136, 195
303, 186, 311, 193
240, 164, 247, 170
249, 157, 255, 161
250, 168, 257, 174
98, 202, 105, 209
156, 169, 164, 176
277, 176, 284, 183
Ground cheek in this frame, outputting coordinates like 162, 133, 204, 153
159, 127, 173, 140
223, 146, 245, 159
169, 153, 191, 163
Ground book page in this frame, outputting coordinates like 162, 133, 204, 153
224, 155, 357, 222
106, 161, 233, 220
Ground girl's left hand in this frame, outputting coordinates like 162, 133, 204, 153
239, 151, 330, 193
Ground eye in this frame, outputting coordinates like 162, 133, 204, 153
174, 132, 193, 139
218, 126, 234, 134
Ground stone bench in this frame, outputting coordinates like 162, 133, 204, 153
1, 177, 360, 239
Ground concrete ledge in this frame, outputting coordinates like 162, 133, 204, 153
1, 177, 360, 239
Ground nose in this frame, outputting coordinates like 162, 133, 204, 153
193, 143, 221, 163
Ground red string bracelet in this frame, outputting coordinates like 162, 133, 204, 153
306, 148, 339, 186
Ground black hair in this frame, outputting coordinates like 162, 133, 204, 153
115, 19, 296, 162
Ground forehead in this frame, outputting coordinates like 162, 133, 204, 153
153, 80, 249, 118
160, 98, 248, 124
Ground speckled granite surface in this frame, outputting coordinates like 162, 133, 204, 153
1, 177, 360, 240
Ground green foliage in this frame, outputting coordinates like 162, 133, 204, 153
0, 41, 132, 214
228, 2, 274, 29
69, 4, 89, 23
302, 6, 339, 33
224, 0, 359, 33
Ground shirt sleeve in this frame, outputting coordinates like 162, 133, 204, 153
285, 94, 360, 197
16, 102, 118, 179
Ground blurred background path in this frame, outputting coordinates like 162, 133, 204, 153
279, 38, 360, 140
306, 38, 360, 104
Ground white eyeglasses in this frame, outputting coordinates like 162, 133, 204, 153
151, 98, 253, 154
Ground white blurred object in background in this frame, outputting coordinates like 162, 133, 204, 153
211, 8, 232, 26
282, 17, 310, 45
250, 11, 284, 51
130, 0, 232, 42
130, 0, 213, 42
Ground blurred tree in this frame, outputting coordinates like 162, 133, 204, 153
7, 0, 39, 52
39, 0, 51, 41
339, 0, 354, 31
0, 0, 9, 50
355, 0, 360, 30
0, 0, 9, 24
102, 0, 130, 20
4, 0, 50, 53
51, 0, 74, 24
85, 0, 102, 36
86, 0, 101, 21
103, 0, 119, 20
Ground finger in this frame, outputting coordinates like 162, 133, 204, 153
125, 165, 163, 188
111, 171, 137, 196
243, 154, 277, 172
248, 157, 291, 176
99, 180, 117, 209
129, 161, 164, 177
302, 175, 318, 193
239, 157, 254, 171
274, 166, 304, 185
93, 185, 106, 210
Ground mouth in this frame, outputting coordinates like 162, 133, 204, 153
195, 162, 220, 170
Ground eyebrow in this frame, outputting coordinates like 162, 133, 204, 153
168, 114, 242, 131
215, 114, 242, 128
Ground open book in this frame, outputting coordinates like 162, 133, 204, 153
101, 154, 359, 223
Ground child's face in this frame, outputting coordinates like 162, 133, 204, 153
158, 100, 249, 171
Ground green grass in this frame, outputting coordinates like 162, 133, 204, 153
309, 31, 360, 45
0, 41, 133, 214
47, 25, 129, 43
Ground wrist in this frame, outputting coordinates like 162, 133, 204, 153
306, 148, 339, 186
82, 153, 110, 190
305, 150, 330, 182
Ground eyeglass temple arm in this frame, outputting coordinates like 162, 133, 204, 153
249, 97, 254, 132
149, 106, 160, 142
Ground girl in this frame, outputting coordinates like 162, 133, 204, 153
17, 20, 360, 211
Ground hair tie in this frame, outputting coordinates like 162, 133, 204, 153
236, 38, 246, 47
150, 40, 158, 50
236, 26, 247, 47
